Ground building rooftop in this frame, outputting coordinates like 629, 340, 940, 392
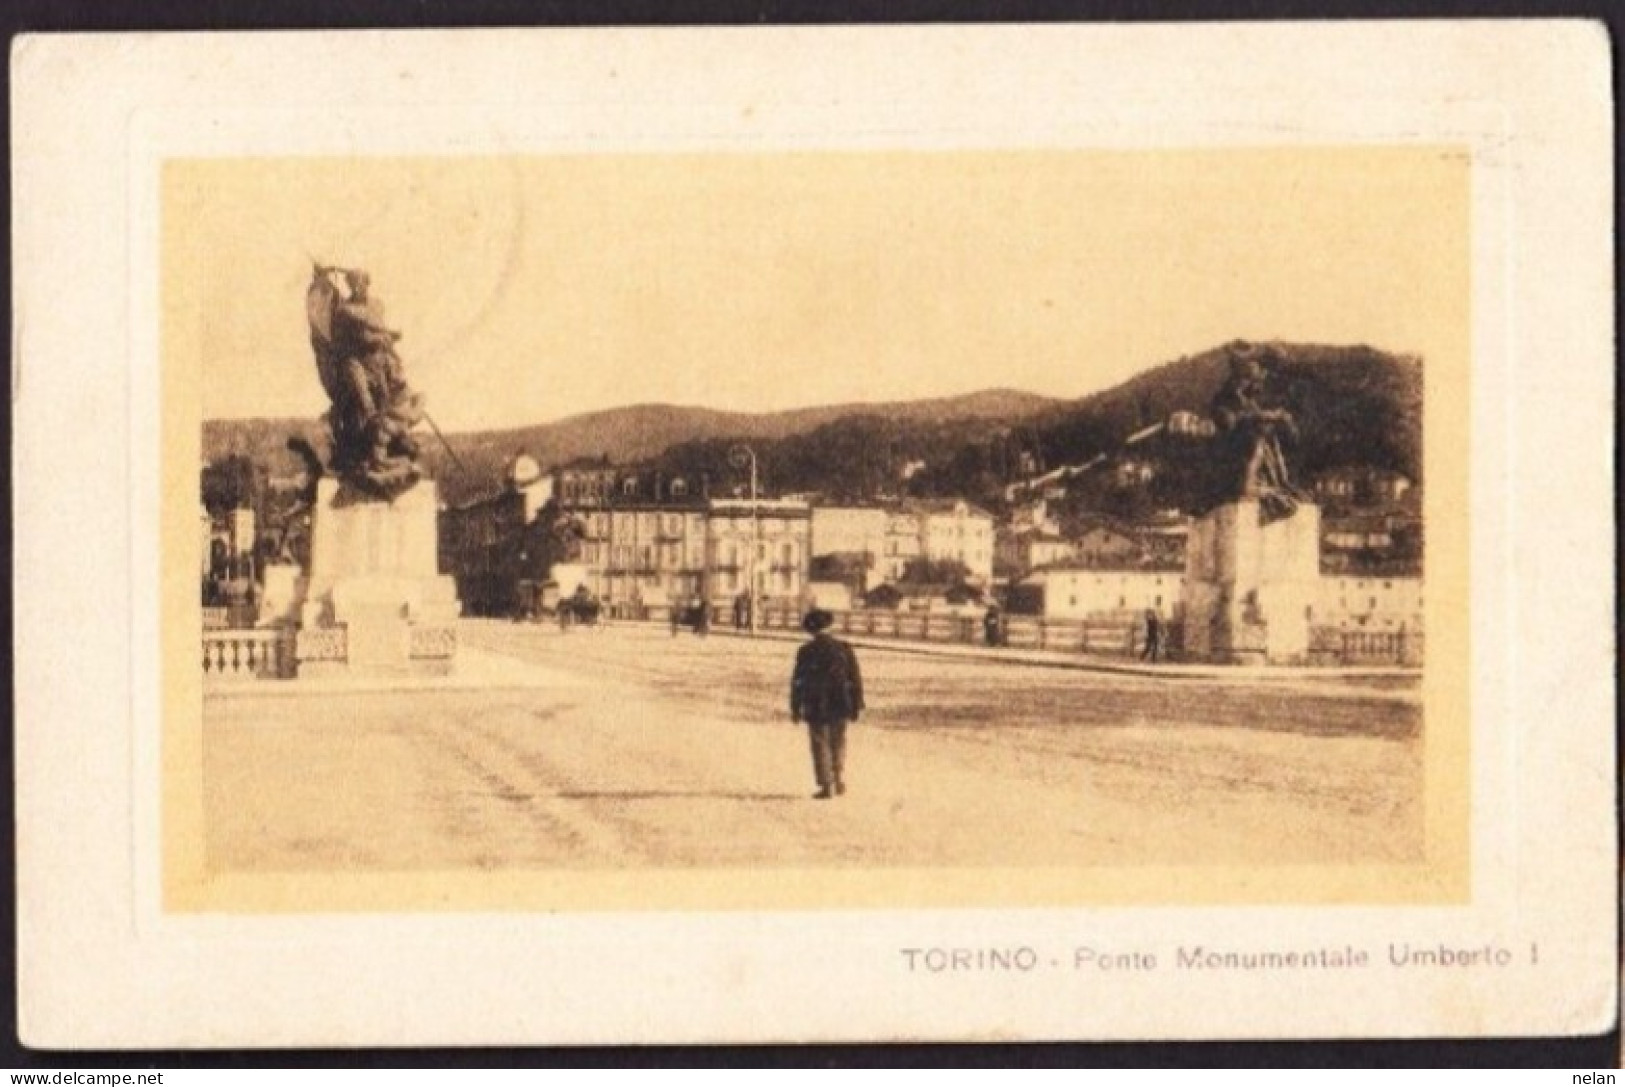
900, 498, 996, 519
1023, 556, 1185, 578
709, 497, 811, 513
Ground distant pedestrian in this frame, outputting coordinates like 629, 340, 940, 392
1141, 608, 1163, 663
790, 608, 865, 800
983, 605, 1004, 648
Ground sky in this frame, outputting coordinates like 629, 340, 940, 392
172, 147, 1467, 433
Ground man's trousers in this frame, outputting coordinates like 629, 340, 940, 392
806, 717, 849, 789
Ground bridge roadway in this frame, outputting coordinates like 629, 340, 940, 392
204, 620, 1422, 873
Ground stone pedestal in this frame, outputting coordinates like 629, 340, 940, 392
256, 563, 306, 628
1182, 500, 1320, 664
295, 477, 460, 676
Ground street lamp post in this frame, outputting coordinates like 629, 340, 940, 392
730, 444, 759, 637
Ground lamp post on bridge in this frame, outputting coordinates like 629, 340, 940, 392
729, 444, 759, 638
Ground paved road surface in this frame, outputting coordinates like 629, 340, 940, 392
205, 621, 1422, 872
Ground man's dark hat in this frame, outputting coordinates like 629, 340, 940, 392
802, 608, 834, 633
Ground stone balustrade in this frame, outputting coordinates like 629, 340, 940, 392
622, 605, 1422, 667
202, 628, 296, 681
1310, 625, 1423, 666
755, 606, 1144, 658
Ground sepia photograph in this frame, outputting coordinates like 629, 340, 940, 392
180, 149, 1459, 898
12, 24, 1614, 1050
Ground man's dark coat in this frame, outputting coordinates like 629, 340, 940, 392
790, 633, 865, 724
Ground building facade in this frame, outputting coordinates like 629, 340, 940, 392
995, 526, 1078, 580
438, 479, 556, 617
576, 502, 710, 608
441, 457, 818, 617
1312, 466, 1414, 509
1317, 574, 1423, 630
705, 498, 812, 610
880, 510, 924, 584
553, 458, 620, 507
910, 499, 996, 585
810, 506, 888, 562
1070, 517, 1144, 567
809, 506, 887, 594
1015, 565, 1185, 621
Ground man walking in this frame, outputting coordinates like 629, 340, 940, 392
1141, 608, 1163, 663
790, 609, 865, 800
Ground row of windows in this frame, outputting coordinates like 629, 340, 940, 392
602, 478, 692, 497
1067, 594, 1165, 608
596, 568, 802, 595
579, 541, 803, 566
1337, 595, 1424, 609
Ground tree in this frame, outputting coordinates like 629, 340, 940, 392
518, 501, 588, 582
200, 454, 263, 517
810, 552, 871, 597
898, 556, 970, 586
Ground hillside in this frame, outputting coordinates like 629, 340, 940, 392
202, 344, 1420, 512
1022, 341, 1423, 517
643, 341, 1422, 509
203, 388, 1061, 504
1036, 341, 1421, 482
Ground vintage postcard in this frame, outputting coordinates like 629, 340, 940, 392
11, 24, 1616, 1048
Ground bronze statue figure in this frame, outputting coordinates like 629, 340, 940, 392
1207, 342, 1300, 518
306, 265, 427, 499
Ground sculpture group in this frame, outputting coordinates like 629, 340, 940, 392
294, 264, 461, 677
306, 265, 427, 499
1164, 341, 1304, 519
1175, 342, 1318, 664
1207, 343, 1301, 517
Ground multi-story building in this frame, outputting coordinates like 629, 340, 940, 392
994, 526, 1078, 580
438, 464, 561, 616
705, 498, 812, 610
1323, 513, 1394, 553
562, 467, 710, 609
910, 499, 996, 585
518, 464, 815, 614
1007, 498, 1059, 535
1013, 564, 1185, 621
1312, 467, 1414, 509
880, 510, 924, 584
1070, 515, 1144, 567
1013, 562, 1422, 634
867, 500, 999, 586
809, 506, 887, 593
1135, 511, 1189, 568
1317, 574, 1423, 630
553, 457, 620, 507
441, 454, 699, 616
811, 506, 888, 562
578, 504, 708, 608
440, 492, 527, 617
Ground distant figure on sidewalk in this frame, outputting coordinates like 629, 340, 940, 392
1141, 609, 1163, 663
983, 605, 1005, 648
789, 608, 865, 800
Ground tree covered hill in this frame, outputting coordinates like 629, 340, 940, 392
1031, 340, 1421, 485
203, 388, 1060, 504
644, 341, 1422, 509
202, 342, 1420, 511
